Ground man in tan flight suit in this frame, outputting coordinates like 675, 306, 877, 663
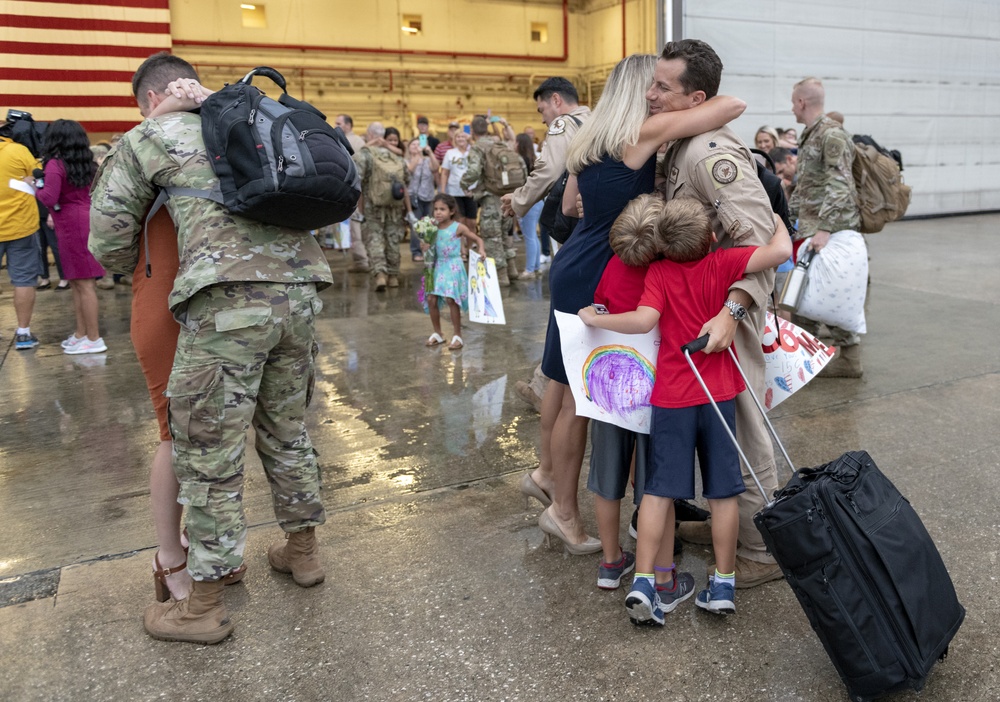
500, 77, 590, 413
652, 39, 784, 589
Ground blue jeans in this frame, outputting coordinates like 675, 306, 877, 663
517, 200, 544, 272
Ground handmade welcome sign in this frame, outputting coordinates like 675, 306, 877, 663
554, 311, 658, 433
468, 250, 505, 325
761, 312, 836, 409
556, 310, 835, 432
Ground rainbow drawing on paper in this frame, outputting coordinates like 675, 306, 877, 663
581, 345, 655, 417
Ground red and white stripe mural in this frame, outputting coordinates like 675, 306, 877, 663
1, 0, 172, 134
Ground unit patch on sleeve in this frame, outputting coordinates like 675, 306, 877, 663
548, 118, 567, 136
709, 157, 739, 186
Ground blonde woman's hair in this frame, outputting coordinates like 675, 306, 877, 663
566, 54, 657, 174
656, 198, 713, 263
610, 194, 665, 267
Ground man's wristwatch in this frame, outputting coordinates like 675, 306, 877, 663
724, 299, 747, 322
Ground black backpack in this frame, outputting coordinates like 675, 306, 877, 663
194, 67, 360, 230
538, 113, 582, 244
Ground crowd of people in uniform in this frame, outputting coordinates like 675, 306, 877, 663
1, 33, 870, 643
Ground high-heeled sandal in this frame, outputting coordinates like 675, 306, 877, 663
538, 506, 602, 556
519, 472, 552, 508
152, 552, 188, 602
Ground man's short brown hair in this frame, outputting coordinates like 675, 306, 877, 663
656, 198, 713, 263
132, 52, 199, 110
610, 194, 665, 267
660, 39, 723, 99
470, 115, 489, 137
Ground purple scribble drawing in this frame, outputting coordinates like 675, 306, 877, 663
583, 345, 655, 417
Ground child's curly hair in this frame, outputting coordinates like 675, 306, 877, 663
656, 198, 713, 263
609, 194, 664, 266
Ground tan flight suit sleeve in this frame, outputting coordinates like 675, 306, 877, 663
510, 132, 567, 217
685, 145, 776, 311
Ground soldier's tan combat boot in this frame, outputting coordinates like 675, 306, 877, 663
497, 267, 510, 286
821, 343, 863, 378
143, 579, 234, 644
374, 272, 387, 291
387, 275, 400, 288
506, 255, 520, 280
268, 527, 325, 587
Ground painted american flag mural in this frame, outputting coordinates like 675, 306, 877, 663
1, 0, 172, 134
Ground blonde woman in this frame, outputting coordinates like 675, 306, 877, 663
754, 125, 780, 152
524, 53, 745, 554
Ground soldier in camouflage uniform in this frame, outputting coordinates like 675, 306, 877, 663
89, 53, 333, 645
461, 116, 514, 285
790, 77, 865, 377
354, 122, 409, 291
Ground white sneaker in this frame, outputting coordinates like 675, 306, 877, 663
64, 337, 107, 355
61, 334, 84, 349
538, 255, 551, 267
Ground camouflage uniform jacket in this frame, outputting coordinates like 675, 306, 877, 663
89, 111, 333, 314
789, 115, 861, 239
460, 135, 499, 204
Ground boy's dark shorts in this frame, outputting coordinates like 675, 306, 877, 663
587, 419, 647, 504
454, 196, 478, 220
644, 401, 746, 500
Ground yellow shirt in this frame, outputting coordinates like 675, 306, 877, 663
0, 138, 39, 242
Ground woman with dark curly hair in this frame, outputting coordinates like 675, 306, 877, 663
36, 119, 107, 354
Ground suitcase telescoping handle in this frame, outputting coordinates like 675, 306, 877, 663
680, 335, 797, 508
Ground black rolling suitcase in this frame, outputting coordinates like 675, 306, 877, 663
681, 337, 965, 702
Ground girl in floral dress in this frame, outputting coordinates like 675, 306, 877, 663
422, 194, 484, 350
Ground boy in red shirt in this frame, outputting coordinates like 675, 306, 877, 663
587, 201, 654, 592
580, 196, 790, 625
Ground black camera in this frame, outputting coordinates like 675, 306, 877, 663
6, 108, 33, 123
3, 108, 47, 157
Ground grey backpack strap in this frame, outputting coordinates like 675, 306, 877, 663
142, 186, 224, 277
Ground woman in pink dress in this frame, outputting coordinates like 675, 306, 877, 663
36, 119, 107, 354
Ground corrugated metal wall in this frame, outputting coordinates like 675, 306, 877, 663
680, 0, 1000, 216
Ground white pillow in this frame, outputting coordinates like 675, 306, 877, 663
796, 229, 869, 334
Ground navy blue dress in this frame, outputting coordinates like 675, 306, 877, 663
541, 154, 657, 385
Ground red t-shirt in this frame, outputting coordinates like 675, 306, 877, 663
639, 247, 756, 408
594, 255, 649, 314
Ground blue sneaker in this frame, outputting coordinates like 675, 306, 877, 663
625, 578, 664, 626
696, 576, 736, 615
655, 570, 695, 612
597, 550, 635, 590
15, 333, 39, 350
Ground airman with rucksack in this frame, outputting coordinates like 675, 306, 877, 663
461, 116, 527, 286
355, 122, 410, 291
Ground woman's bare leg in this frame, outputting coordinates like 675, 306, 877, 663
150, 441, 192, 599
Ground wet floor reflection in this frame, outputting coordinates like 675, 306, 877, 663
0, 255, 547, 575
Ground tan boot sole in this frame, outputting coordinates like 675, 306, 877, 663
143, 604, 234, 645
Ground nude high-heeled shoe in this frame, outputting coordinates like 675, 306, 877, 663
538, 507, 602, 555
519, 472, 552, 509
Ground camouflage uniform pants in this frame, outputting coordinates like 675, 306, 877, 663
168, 282, 325, 581
361, 206, 404, 277
478, 194, 507, 271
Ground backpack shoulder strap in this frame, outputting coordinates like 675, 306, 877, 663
142, 186, 225, 277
